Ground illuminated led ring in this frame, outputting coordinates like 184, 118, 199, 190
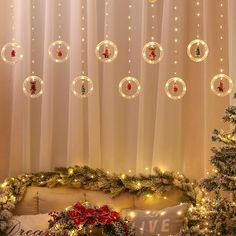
95, 40, 118, 63
142, 41, 164, 64
1, 42, 24, 64
48, 40, 70, 63
210, 73, 233, 97
165, 77, 187, 100
187, 39, 209, 62
119, 76, 141, 99
71, 76, 94, 98
22, 75, 44, 98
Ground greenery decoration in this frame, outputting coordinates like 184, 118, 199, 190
0, 166, 197, 235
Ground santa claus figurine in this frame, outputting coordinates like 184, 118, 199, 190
30, 80, 37, 95
195, 46, 201, 57
148, 46, 156, 60
127, 81, 132, 91
173, 83, 178, 93
11, 49, 16, 57
217, 80, 224, 92
57, 47, 63, 57
102, 46, 111, 59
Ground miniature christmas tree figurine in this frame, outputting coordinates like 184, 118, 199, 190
217, 79, 224, 92
30, 80, 37, 95
182, 94, 236, 236
57, 47, 63, 57
148, 46, 156, 60
81, 83, 86, 95
102, 46, 111, 59
172, 83, 178, 93
11, 49, 16, 57
127, 81, 132, 91
195, 46, 201, 57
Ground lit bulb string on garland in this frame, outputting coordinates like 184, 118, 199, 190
119, 0, 141, 99
142, 0, 163, 64
95, 0, 118, 63
165, 0, 186, 100
22, 0, 44, 98
187, 0, 209, 62
210, 0, 233, 97
48, 0, 70, 63
71, 0, 93, 98
1, 0, 24, 64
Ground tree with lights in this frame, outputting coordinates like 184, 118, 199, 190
182, 95, 236, 236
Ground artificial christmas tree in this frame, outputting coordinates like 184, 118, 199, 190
182, 95, 236, 236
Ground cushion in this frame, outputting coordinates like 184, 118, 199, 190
121, 203, 188, 236
14, 186, 134, 215
7, 214, 49, 236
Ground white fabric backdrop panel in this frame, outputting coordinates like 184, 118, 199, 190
0, 0, 235, 181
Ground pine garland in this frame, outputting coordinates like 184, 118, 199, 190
0, 165, 197, 235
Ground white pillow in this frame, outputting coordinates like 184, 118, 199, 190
6, 214, 49, 236
121, 203, 188, 236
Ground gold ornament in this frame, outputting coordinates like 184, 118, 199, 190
142, 41, 164, 64
71, 76, 94, 98
48, 40, 70, 63
210, 74, 233, 97
165, 77, 187, 100
119, 76, 141, 99
95, 40, 118, 63
187, 39, 209, 62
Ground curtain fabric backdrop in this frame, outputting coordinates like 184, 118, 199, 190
0, 0, 236, 181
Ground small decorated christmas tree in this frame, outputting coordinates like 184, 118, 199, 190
182, 95, 236, 236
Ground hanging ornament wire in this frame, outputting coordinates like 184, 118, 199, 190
72, 0, 93, 98
23, 0, 44, 98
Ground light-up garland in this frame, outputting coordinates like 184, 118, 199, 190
48, 0, 70, 63
210, 1, 233, 97
142, 0, 163, 64
1, 0, 24, 64
187, 0, 209, 62
165, 1, 186, 100
119, 1, 141, 99
95, 0, 118, 63
22, 0, 44, 98
72, 1, 93, 98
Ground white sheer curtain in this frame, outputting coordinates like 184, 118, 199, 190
0, 0, 235, 181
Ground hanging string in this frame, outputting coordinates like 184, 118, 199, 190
81, 1, 86, 75
128, 0, 132, 75
10, 0, 15, 42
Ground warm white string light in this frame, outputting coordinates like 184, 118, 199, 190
142, 0, 163, 64
210, 0, 233, 96
1, 0, 24, 64
95, 0, 118, 63
119, 0, 141, 99
72, 0, 93, 98
165, 0, 186, 100
48, 0, 70, 63
187, 0, 209, 62
23, 0, 44, 98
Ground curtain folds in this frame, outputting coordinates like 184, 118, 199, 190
0, 0, 235, 181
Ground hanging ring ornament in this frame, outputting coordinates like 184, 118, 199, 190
165, 77, 187, 100
22, 75, 44, 98
48, 40, 70, 63
187, 39, 209, 62
95, 40, 118, 63
119, 76, 141, 99
210, 73, 233, 97
72, 76, 94, 98
1, 42, 24, 64
142, 41, 164, 64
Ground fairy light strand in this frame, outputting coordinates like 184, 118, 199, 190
128, 1, 132, 75
219, 0, 224, 73
196, 0, 201, 39
10, 0, 15, 42
173, 2, 178, 76
81, 1, 86, 75
31, 0, 36, 75
57, 0, 62, 40
150, 3, 155, 41
104, 0, 109, 39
